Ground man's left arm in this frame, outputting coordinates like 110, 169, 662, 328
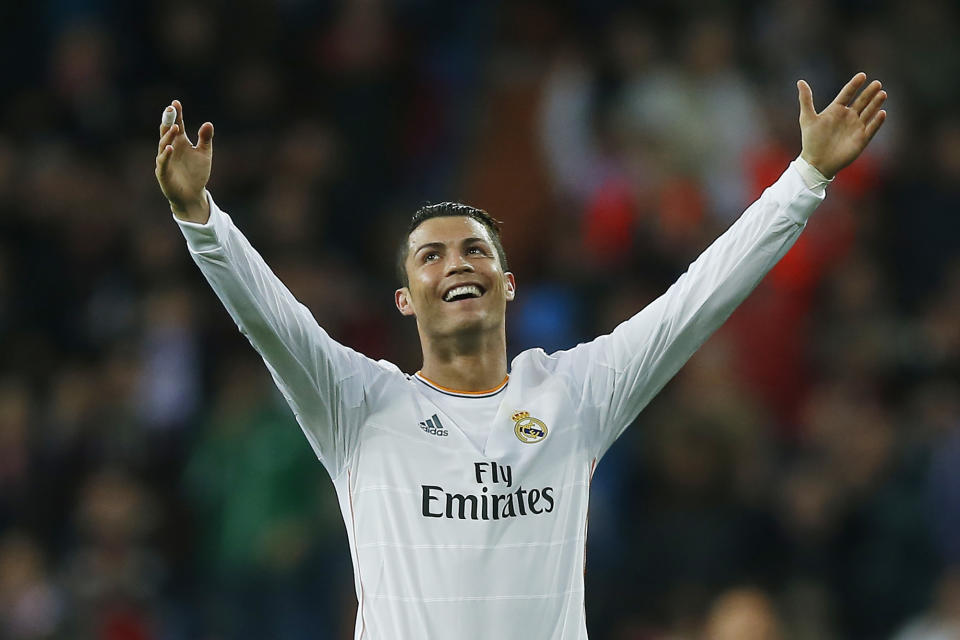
584, 73, 887, 457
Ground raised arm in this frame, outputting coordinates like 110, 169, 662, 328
571, 75, 887, 457
154, 101, 374, 476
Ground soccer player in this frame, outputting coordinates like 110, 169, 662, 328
155, 74, 886, 638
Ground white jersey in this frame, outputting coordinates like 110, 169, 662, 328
174, 159, 828, 639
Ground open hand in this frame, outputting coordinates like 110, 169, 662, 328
155, 100, 214, 223
798, 73, 887, 179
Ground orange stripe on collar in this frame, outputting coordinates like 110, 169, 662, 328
415, 372, 509, 396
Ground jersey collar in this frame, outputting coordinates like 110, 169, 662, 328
414, 372, 509, 398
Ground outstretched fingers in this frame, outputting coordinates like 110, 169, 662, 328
860, 89, 887, 123
157, 122, 179, 154
864, 109, 887, 142
798, 80, 816, 122
171, 99, 192, 145
851, 80, 883, 114
832, 72, 867, 107
196, 121, 214, 153
156, 142, 173, 174
156, 109, 179, 176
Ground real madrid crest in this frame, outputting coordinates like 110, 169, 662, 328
512, 410, 548, 444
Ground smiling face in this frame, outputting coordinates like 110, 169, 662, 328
395, 216, 516, 340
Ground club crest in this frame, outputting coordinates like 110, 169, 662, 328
512, 410, 548, 444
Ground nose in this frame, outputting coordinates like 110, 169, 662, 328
444, 253, 474, 276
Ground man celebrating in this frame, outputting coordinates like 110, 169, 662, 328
156, 74, 885, 638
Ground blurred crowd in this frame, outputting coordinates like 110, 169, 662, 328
1, 1, 959, 639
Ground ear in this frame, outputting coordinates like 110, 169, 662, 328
504, 272, 516, 302
395, 287, 416, 316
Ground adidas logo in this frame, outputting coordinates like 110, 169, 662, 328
419, 414, 449, 437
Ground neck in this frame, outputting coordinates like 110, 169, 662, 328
418, 326, 508, 392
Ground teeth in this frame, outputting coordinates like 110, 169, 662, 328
444, 285, 482, 301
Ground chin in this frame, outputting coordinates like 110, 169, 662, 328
447, 315, 487, 334
436, 311, 498, 337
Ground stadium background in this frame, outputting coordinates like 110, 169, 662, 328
1, 0, 959, 638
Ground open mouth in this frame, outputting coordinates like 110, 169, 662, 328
443, 284, 485, 302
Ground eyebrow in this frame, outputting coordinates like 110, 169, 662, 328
413, 237, 490, 256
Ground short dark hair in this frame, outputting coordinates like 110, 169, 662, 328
396, 202, 508, 287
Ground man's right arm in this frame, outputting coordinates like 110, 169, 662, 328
156, 100, 371, 476
175, 190, 374, 476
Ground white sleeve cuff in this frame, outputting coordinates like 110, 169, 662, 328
792, 156, 833, 196
172, 190, 224, 254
